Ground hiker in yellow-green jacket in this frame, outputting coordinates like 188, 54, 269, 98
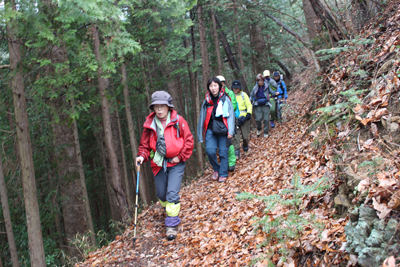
231, 80, 252, 158
216, 75, 237, 172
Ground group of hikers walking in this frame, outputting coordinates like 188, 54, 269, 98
135, 71, 288, 240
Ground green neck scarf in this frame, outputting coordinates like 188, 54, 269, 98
153, 111, 171, 167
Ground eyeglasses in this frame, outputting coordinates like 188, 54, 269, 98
153, 105, 166, 110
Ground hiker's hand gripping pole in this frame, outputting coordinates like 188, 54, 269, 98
133, 163, 141, 245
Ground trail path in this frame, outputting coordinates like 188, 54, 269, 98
78, 90, 348, 266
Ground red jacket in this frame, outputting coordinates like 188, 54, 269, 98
138, 110, 194, 175
202, 90, 229, 138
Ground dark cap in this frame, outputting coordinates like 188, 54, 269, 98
148, 91, 174, 110
231, 80, 241, 88
273, 71, 280, 77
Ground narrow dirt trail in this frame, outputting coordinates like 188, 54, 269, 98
79, 91, 348, 266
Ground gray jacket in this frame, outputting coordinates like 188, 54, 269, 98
197, 93, 235, 143
267, 78, 278, 90
250, 84, 275, 107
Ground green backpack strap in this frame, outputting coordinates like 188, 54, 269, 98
176, 114, 180, 138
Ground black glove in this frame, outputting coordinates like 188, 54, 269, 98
238, 116, 246, 126
246, 113, 252, 121
226, 137, 232, 147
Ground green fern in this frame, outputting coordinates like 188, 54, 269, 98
317, 89, 367, 114
236, 172, 330, 263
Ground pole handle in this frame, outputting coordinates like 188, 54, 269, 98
136, 163, 141, 172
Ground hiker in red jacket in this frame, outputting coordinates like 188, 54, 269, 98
136, 91, 194, 240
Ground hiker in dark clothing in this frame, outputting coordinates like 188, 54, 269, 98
250, 74, 279, 138
231, 80, 252, 156
197, 77, 235, 183
136, 91, 194, 241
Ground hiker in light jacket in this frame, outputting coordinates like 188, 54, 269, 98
197, 77, 235, 183
216, 75, 237, 171
263, 70, 278, 128
136, 91, 194, 241
231, 80, 252, 157
250, 74, 279, 138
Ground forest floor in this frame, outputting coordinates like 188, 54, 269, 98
77, 87, 351, 267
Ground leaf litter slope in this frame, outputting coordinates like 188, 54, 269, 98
78, 94, 348, 267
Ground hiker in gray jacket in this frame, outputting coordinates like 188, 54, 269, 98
250, 73, 279, 138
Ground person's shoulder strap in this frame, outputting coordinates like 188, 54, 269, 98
241, 92, 245, 101
174, 114, 180, 138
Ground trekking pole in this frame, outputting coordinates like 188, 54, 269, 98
133, 163, 140, 245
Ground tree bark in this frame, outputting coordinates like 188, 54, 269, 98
197, 4, 211, 93
92, 25, 129, 221
0, 153, 19, 267
6, 0, 46, 264
308, 0, 346, 42
47, 43, 95, 257
250, 22, 268, 74
214, 15, 249, 95
121, 63, 151, 207
167, 76, 182, 114
210, 12, 223, 75
139, 55, 151, 104
114, 104, 132, 208
302, 0, 320, 40
189, 20, 204, 171
233, 0, 246, 81
72, 116, 96, 246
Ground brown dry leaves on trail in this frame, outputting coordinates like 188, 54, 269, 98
77, 98, 349, 266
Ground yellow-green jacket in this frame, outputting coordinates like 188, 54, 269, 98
235, 91, 252, 117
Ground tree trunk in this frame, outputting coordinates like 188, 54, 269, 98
47, 43, 94, 257
121, 63, 151, 207
167, 77, 181, 113
302, 0, 320, 40
92, 25, 129, 221
249, 24, 257, 78
250, 22, 268, 74
0, 153, 19, 267
214, 15, 249, 95
114, 104, 132, 209
233, 0, 246, 81
308, 0, 346, 43
190, 23, 204, 171
72, 116, 96, 246
197, 4, 211, 93
140, 55, 151, 104
6, 0, 46, 264
210, 12, 223, 75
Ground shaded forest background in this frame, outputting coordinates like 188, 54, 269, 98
0, 0, 385, 266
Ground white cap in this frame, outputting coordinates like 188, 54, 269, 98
263, 70, 270, 77
216, 75, 225, 82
